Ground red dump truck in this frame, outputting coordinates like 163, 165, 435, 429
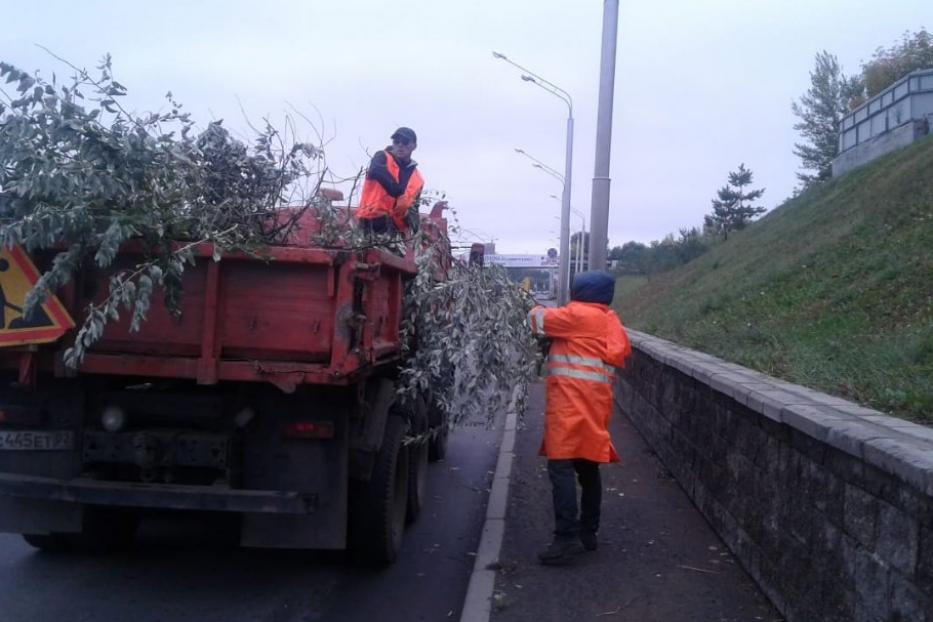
0, 202, 450, 563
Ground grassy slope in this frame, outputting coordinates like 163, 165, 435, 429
614, 136, 933, 422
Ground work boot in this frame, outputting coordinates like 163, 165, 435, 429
537, 538, 581, 565
580, 530, 598, 551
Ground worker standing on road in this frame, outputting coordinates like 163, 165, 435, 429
527, 271, 631, 565
356, 127, 424, 236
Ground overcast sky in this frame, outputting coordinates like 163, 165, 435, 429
4, 1, 930, 252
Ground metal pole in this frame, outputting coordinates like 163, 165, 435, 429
581, 218, 587, 273
588, 0, 619, 272
571, 211, 583, 276
558, 115, 574, 304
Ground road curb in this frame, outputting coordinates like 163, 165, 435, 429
459, 409, 517, 622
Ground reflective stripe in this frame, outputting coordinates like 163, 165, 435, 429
531, 309, 546, 336
548, 354, 615, 375
546, 367, 613, 384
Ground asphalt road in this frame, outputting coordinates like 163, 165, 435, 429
0, 423, 500, 622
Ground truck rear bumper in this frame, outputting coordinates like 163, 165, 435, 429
0, 472, 317, 515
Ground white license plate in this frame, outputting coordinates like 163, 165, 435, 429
0, 430, 75, 451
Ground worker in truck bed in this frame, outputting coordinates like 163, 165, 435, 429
356, 127, 425, 236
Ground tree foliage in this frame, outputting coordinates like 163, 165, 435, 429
612, 227, 714, 276
704, 164, 765, 240
791, 51, 861, 187
397, 227, 541, 427
0, 54, 323, 365
862, 28, 933, 97
792, 29, 932, 188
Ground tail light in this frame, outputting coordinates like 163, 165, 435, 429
282, 421, 335, 440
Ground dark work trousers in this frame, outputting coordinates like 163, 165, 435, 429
359, 215, 396, 235
547, 459, 602, 540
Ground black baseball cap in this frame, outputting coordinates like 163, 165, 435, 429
391, 127, 417, 144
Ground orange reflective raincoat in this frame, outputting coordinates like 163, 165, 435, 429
528, 302, 631, 463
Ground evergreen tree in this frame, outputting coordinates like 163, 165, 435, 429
791, 51, 861, 187
704, 164, 766, 240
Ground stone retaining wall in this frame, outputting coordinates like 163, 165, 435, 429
832, 119, 929, 176
614, 330, 933, 621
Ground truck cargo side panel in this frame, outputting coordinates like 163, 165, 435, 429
220, 261, 334, 362
366, 269, 403, 358
90, 256, 208, 357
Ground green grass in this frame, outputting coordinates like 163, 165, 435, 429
614, 136, 933, 422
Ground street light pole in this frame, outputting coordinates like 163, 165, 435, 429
494, 51, 574, 304
552, 210, 585, 276
588, 0, 619, 272
560, 115, 574, 304
515, 148, 563, 179
549, 194, 586, 277
575, 209, 586, 274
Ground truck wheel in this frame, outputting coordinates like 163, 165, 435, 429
428, 418, 449, 462
21, 509, 138, 554
72, 508, 139, 554
351, 415, 409, 564
406, 438, 429, 524
22, 533, 71, 553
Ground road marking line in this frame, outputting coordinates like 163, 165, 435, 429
459, 408, 517, 622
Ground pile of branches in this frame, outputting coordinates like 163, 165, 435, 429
0, 54, 324, 365
0, 54, 541, 426
396, 220, 541, 427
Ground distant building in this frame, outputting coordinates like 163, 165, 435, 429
457, 250, 559, 298
483, 254, 558, 269
832, 68, 933, 176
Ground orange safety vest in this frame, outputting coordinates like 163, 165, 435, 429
357, 151, 424, 231
528, 301, 632, 463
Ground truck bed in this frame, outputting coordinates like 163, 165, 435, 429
1, 207, 446, 392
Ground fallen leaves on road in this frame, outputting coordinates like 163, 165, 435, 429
678, 564, 721, 575
596, 606, 622, 617
596, 596, 639, 616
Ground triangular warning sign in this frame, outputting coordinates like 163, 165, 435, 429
0, 245, 75, 347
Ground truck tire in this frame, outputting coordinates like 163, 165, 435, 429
22, 533, 70, 553
351, 415, 409, 564
407, 438, 429, 524
73, 507, 139, 554
406, 395, 430, 524
22, 508, 138, 554
428, 421, 448, 461
427, 377, 451, 462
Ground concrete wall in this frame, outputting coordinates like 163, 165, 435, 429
832, 120, 929, 176
615, 330, 933, 621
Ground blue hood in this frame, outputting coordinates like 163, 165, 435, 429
570, 271, 615, 305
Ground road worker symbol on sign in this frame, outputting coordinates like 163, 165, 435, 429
0, 246, 74, 347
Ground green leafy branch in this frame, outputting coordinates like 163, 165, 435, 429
0, 53, 327, 364
397, 222, 541, 428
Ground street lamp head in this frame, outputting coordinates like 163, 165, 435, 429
521, 74, 536, 83
532, 163, 543, 169
514, 148, 524, 154
492, 51, 506, 60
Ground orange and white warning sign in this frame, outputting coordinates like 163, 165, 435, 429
0, 245, 74, 347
